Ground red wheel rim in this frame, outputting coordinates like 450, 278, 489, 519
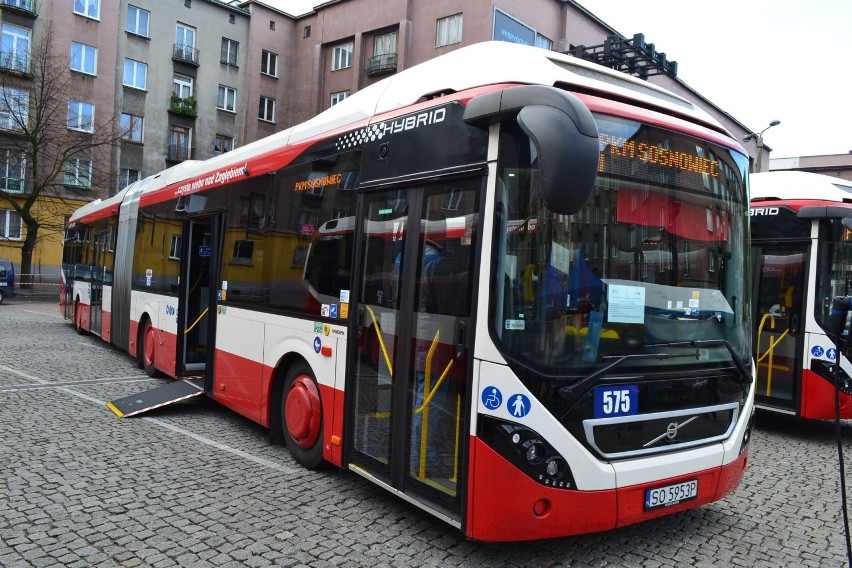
144, 325, 156, 367
285, 375, 322, 449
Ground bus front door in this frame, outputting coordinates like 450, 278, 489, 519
90, 231, 109, 336
178, 216, 221, 381
752, 243, 808, 413
348, 180, 480, 522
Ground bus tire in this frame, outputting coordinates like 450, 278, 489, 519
0, 289, 4, 304
74, 299, 86, 335
140, 319, 159, 377
281, 362, 325, 469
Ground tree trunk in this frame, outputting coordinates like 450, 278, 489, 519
19, 220, 38, 289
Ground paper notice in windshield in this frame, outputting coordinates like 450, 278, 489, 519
608, 284, 645, 324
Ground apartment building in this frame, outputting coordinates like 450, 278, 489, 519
1, 0, 757, 279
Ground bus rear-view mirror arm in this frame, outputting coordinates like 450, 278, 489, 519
463, 85, 599, 215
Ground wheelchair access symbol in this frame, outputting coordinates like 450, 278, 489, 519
481, 387, 503, 410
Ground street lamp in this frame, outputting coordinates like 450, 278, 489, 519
743, 120, 781, 173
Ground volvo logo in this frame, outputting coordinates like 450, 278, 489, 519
644, 416, 699, 448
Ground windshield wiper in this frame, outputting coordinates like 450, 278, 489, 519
644, 339, 753, 387
557, 339, 752, 418
558, 350, 698, 405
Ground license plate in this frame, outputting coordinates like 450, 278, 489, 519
644, 479, 698, 510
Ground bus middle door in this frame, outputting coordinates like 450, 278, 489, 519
177, 215, 222, 383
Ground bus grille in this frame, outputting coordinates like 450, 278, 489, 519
582, 402, 739, 460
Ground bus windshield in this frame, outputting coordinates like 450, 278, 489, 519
490, 114, 750, 378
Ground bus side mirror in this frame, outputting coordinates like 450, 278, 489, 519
463, 85, 599, 215
516, 103, 599, 215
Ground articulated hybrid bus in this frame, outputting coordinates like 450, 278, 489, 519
750, 171, 852, 419
61, 41, 754, 541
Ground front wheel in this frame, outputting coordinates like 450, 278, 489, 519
281, 362, 325, 469
0, 289, 4, 304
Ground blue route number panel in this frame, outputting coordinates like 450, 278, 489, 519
594, 385, 639, 419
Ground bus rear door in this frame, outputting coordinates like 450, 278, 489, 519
752, 243, 808, 413
348, 179, 480, 524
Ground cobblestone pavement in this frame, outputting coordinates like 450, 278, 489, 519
1, 298, 851, 567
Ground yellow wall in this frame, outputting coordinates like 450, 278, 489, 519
0, 195, 88, 281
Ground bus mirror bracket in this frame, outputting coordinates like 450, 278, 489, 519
463, 85, 599, 215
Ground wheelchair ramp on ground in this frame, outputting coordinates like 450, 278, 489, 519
107, 378, 206, 417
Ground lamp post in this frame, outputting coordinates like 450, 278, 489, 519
743, 119, 781, 173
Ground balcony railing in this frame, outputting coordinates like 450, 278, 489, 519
0, 51, 31, 76
1, 0, 37, 17
169, 95, 197, 117
167, 144, 192, 162
173, 44, 199, 65
364, 53, 398, 77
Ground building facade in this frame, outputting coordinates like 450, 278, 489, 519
0, 0, 761, 280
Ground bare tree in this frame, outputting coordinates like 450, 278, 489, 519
0, 24, 126, 287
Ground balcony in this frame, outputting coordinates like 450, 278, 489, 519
173, 44, 199, 66
1, 0, 37, 17
364, 53, 397, 77
0, 52, 31, 77
169, 95, 197, 117
166, 144, 192, 162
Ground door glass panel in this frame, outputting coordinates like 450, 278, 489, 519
407, 184, 478, 498
351, 190, 408, 474
753, 245, 807, 406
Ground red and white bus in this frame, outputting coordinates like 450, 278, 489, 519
61, 41, 754, 541
750, 170, 852, 419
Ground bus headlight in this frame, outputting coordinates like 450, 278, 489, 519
479, 415, 576, 489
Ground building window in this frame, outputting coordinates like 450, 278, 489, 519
65, 158, 93, 188
175, 24, 197, 62
0, 149, 25, 194
168, 126, 191, 161
70, 42, 97, 75
330, 91, 349, 106
269, 20, 275, 30
120, 113, 143, 143
127, 5, 150, 37
169, 235, 182, 260
261, 50, 278, 77
258, 97, 275, 122
231, 240, 254, 265
331, 42, 353, 71
374, 32, 396, 56
0, 208, 22, 240
67, 100, 94, 132
123, 59, 147, 89
217, 86, 236, 112
0, 87, 28, 131
221, 38, 238, 66
74, 0, 100, 19
119, 168, 141, 190
535, 34, 553, 50
1, 24, 31, 74
173, 74, 193, 98
214, 134, 233, 154
436, 13, 463, 47
303, 26, 311, 38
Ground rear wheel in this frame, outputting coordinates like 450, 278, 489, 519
281, 362, 324, 469
74, 299, 86, 335
0, 289, 4, 304
141, 320, 158, 377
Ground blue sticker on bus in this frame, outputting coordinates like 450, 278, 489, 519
313, 336, 322, 353
594, 385, 639, 418
508, 393, 531, 418
481, 387, 502, 410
